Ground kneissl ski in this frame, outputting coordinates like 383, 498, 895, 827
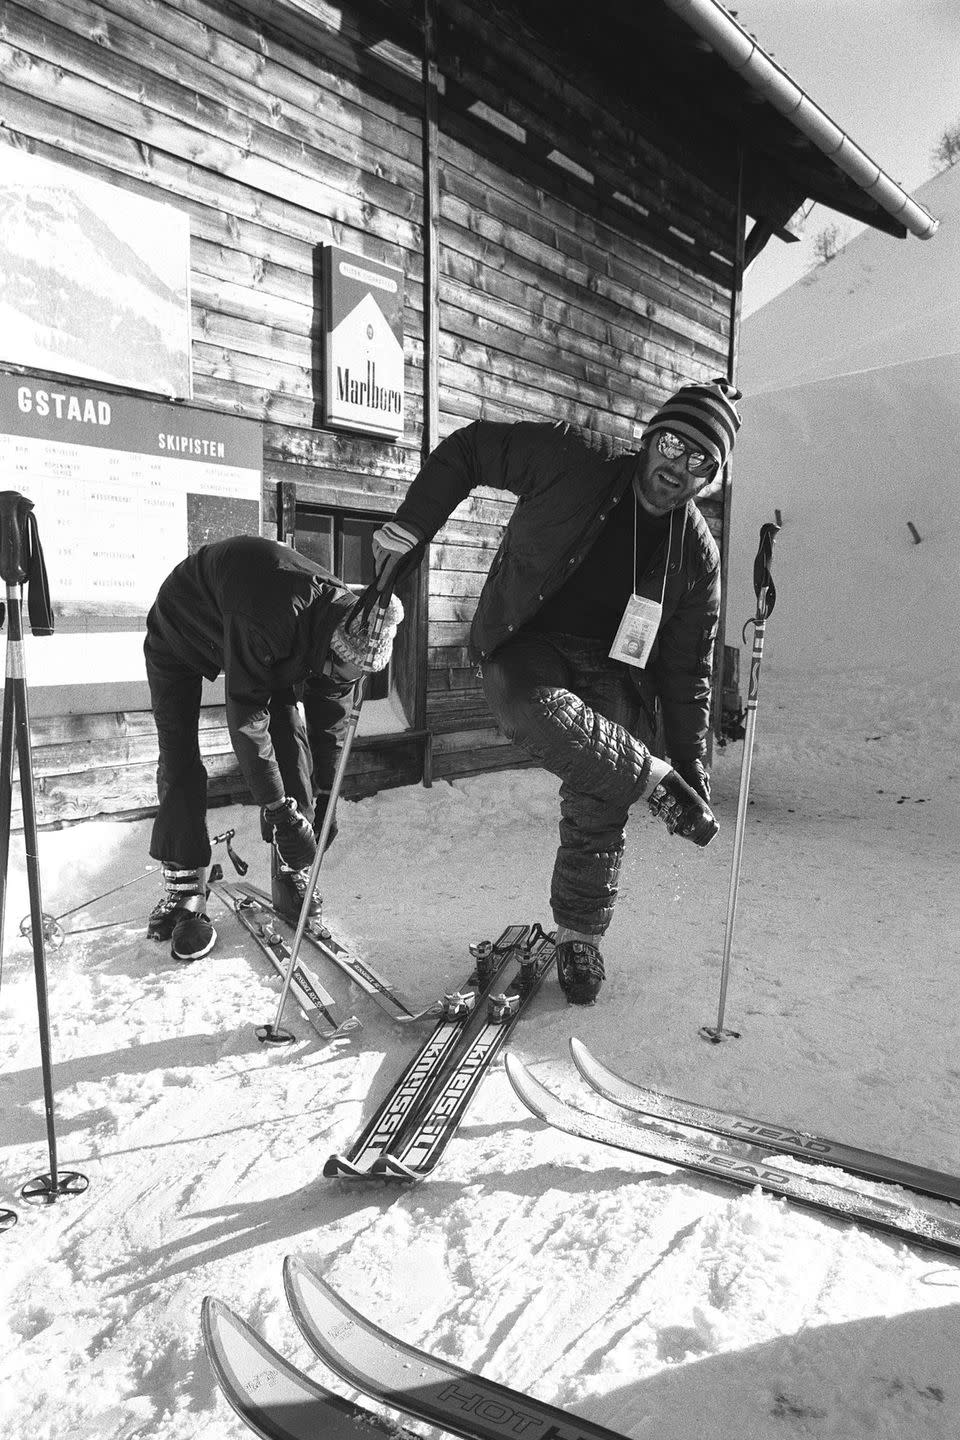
505, 1054, 960, 1260
284, 1258, 631, 1440
375, 926, 556, 1180
323, 925, 530, 1178
201, 1296, 418, 1440
570, 1037, 960, 1206
211, 881, 360, 1041
234, 882, 420, 1022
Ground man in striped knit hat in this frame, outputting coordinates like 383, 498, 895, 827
374, 377, 742, 1004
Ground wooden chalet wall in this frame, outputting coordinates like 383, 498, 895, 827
419, 0, 735, 776
0, 0, 734, 823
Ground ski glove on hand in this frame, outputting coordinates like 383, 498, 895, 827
371, 520, 420, 587
330, 593, 404, 675
260, 796, 318, 870
648, 770, 719, 847
673, 756, 711, 802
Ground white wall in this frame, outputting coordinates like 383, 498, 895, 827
726, 352, 960, 677
727, 165, 959, 681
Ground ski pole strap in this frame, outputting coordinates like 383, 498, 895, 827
347, 538, 426, 630
0, 491, 54, 634
752, 521, 781, 620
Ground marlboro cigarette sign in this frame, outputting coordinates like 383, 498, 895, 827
322, 246, 405, 438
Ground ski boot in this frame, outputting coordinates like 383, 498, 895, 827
270, 845, 323, 928
556, 938, 605, 1005
147, 864, 217, 961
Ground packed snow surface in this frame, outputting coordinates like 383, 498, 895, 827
2, 670, 959, 1439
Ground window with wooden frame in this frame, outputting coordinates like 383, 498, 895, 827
283, 500, 425, 740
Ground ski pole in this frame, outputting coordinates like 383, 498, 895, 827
0, 493, 87, 1204
701, 521, 781, 1044
18, 830, 247, 949
257, 563, 415, 1045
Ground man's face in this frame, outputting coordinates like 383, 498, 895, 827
634, 429, 719, 516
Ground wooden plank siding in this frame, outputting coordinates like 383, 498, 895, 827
0, 0, 734, 822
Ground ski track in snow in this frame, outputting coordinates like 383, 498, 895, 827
2, 672, 960, 1439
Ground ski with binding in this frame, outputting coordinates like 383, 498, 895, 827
211, 881, 360, 1041
201, 1296, 418, 1440
234, 882, 420, 1022
570, 1036, 960, 1205
323, 925, 530, 1177
505, 1054, 960, 1260
283, 1258, 631, 1440
374, 926, 556, 1179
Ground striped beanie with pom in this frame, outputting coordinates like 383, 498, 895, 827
644, 376, 743, 469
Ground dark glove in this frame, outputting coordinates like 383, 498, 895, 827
260, 797, 317, 870
648, 770, 719, 847
313, 791, 339, 853
673, 757, 710, 803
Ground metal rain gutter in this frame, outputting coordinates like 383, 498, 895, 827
662, 0, 939, 239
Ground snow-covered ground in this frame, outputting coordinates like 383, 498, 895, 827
2, 662, 959, 1440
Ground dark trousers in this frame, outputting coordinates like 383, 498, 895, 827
144, 633, 314, 868
480, 632, 657, 936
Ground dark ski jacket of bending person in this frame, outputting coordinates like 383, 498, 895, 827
143, 534, 402, 963
373, 377, 742, 1006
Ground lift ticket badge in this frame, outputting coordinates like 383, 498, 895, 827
609, 594, 662, 669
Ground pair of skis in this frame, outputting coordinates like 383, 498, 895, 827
210, 877, 434, 1042
228, 881, 423, 1022
203, 1259, 627, 1440
506, 1039, 960, 1259
210, 880, 361, 1042
324, 923, 556, 1180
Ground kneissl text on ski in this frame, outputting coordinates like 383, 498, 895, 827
374, 925, 556, 1179
323, 924, 533, 1177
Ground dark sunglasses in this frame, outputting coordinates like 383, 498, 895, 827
655, 430, 717, 477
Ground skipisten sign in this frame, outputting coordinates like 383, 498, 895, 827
322, 246, 404, 439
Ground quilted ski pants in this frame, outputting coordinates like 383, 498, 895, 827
480, 632, 657, 936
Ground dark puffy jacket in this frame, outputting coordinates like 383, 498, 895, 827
146, 536, 354, 804
394, 420, 720, 762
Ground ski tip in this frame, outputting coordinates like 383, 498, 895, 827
504, 1050, 535, 1099
200, 1294, 223, 1335
569, 1035, 598, 1078
369, 1156, 419, 1182
569, 1035, 588, 1063
200, 1295, 242, 1375
322, 1154, 366, 1179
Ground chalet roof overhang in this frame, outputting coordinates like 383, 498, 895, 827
579, 0, 939, 259
659, 0, 938, 244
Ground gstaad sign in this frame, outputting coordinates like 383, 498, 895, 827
322, 246, 404, 439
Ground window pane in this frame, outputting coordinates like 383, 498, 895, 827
339, 517, 379, 588
294, 513, 334, 572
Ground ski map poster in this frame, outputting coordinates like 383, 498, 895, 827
0, 375, 261, 708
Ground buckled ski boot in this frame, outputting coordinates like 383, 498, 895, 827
147, 864, 217, 961
270, 845, 323, 928
556, 939, 605, 1005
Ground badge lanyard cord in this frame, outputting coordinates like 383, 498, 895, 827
632, 493, 672, 605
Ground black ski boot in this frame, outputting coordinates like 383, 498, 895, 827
556, 939, 605, 1005
270, 846, 323, 928
147, 864, 217, 961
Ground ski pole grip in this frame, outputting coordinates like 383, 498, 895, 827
350, 539, 425, 628
752, 521, 781, 619
0, 491, 36, 585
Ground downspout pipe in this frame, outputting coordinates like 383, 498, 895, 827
662, 0, 939, 240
